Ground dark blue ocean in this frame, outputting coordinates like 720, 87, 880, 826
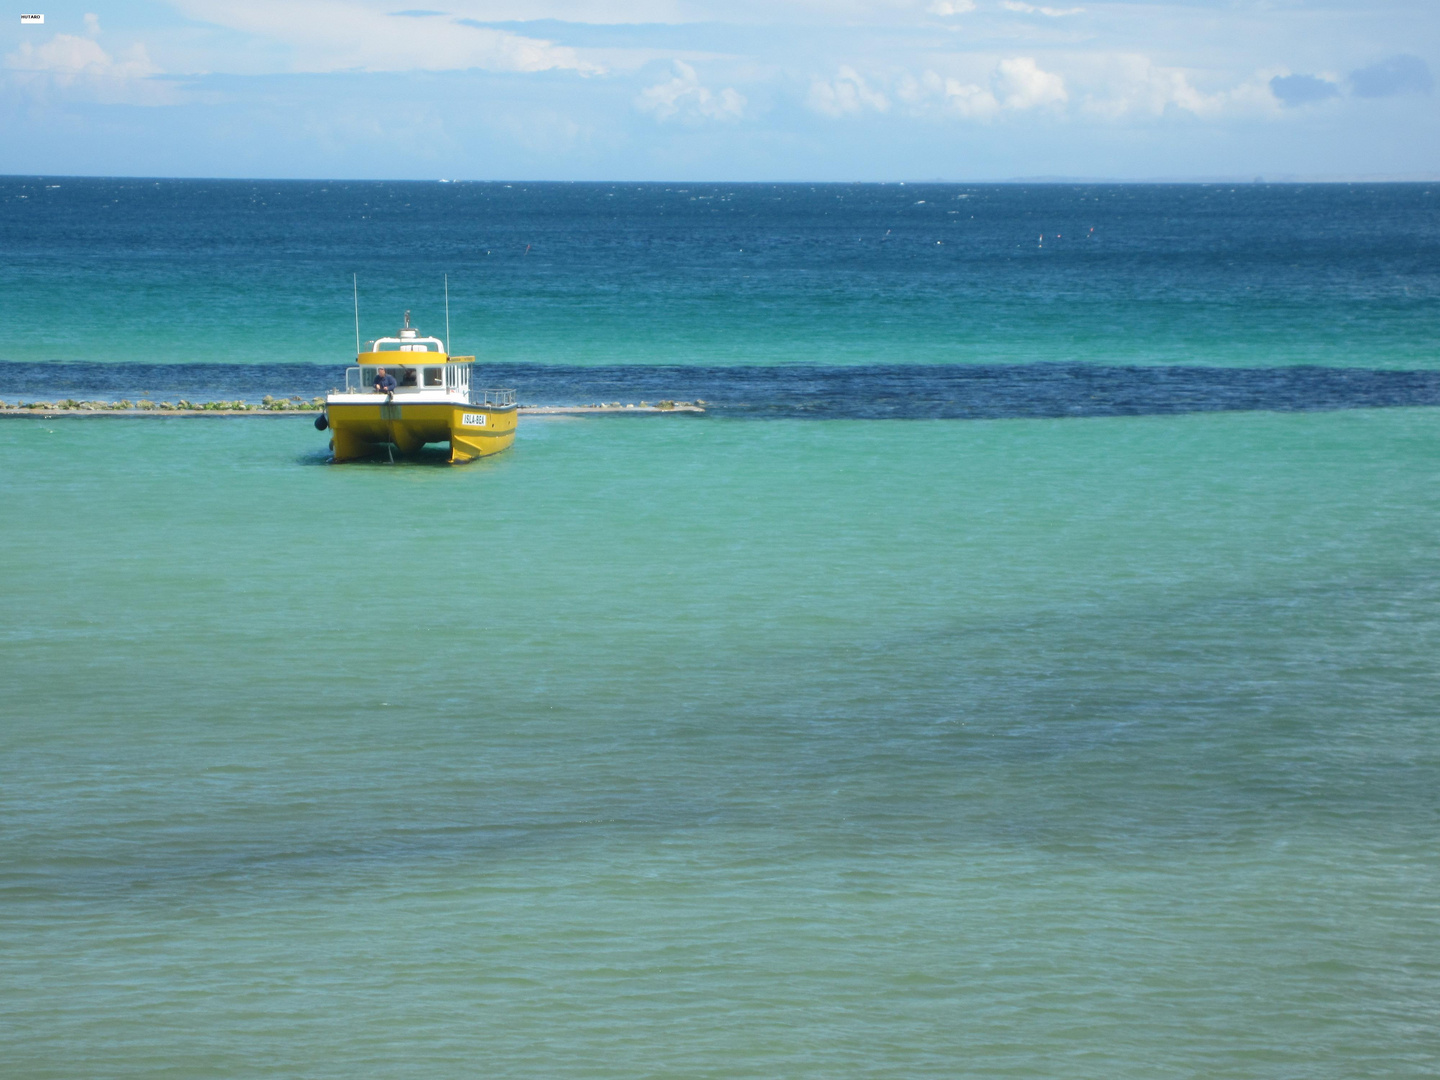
3, 180, 1439, 1079
2, 178, 1438, 376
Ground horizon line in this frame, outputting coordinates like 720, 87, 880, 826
4, 173, 1440, 186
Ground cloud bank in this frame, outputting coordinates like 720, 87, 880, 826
0, 0, 1436, 179
637, 61, 745, 122
174, 0, 602, 75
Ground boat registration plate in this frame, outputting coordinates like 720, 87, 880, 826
461, 412, 488, 427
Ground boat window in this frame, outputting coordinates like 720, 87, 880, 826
399, 368, 418, 387
424, 368, 444, 387
361, 367, 376, 388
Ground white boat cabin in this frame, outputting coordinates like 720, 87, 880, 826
348, 361, 471, 397
341, 311, 473, 399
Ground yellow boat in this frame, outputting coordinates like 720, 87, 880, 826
320, 311, 516, 463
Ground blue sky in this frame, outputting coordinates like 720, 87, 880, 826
2, 1, 1436, 179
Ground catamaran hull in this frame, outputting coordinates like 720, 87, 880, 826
326, 401, 517, 463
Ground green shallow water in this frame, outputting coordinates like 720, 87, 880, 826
3, 412, 1440, 1077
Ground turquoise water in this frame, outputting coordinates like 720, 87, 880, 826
4, 180, 1438, 369
4, 410, 1439, 1076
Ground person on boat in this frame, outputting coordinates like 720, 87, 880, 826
373, 367, 397, 396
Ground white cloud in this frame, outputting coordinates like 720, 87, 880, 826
4, 32, 174, 104
927, 0, 977, 15
819, 51, 1330, 128
808, 65, 890, 116
1000, 1, 1084, 15
172, 0, 602, 75
943, 77, 1000, 118
636, 61, 746, 121
895, 69, 998, 117
823, 57, 1064, 121
993, 56, 1067, 109
7, 34, 156, 80
1079, 57, 1209, 119
1072, 55, 1281, 120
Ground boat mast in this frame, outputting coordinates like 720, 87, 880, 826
444, 274, 451, 355
353, 274, 360, 359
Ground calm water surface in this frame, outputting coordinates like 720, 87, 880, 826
1, 179, 1437, 369
2, 181, 1438, 1077
2, 412, 1439, 1077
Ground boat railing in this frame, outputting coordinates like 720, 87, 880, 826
446, 364, 471, 395
342, 367, 508, 404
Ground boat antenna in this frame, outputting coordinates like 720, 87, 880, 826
353, 274, 360, 359
444, 274, 451, 355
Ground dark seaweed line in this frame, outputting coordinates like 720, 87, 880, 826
3, 361, 1439, 421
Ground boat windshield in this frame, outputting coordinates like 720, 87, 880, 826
360, 366, 408, 389
359, 365, 458, 391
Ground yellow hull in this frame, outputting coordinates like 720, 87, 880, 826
327, 401, 517, 463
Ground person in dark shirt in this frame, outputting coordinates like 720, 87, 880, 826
373, 367, 397, 395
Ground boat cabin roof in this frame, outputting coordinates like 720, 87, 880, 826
359, 310, 460, 358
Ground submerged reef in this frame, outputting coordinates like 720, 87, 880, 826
0, 397, 326, 413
